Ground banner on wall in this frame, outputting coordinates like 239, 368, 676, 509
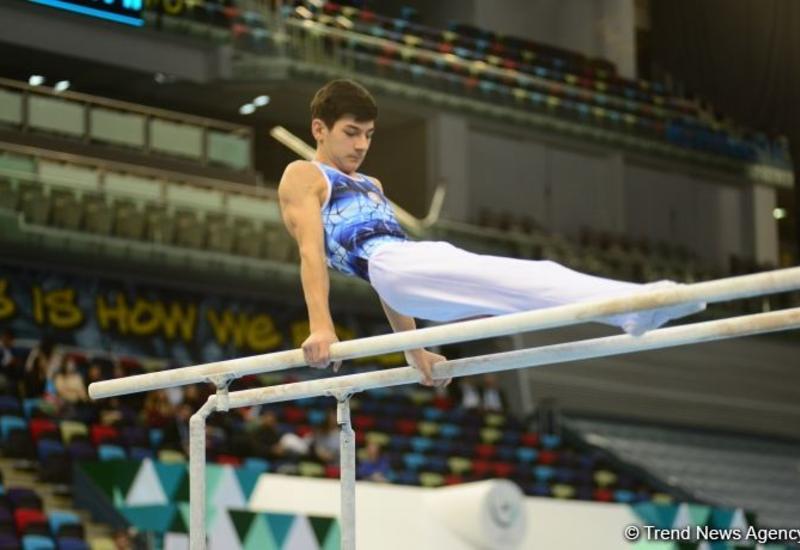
0, 263, 398, 366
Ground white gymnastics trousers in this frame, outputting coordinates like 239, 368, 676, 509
367, 240, 705, 334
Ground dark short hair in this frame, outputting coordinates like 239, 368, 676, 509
310, 79, 377, 128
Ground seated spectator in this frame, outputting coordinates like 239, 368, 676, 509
0, 328, 21, 394
162, 403, 192, 455
232, 409, 285, 459
481, 373, 506, 412
141, 389, 174, 428
456, 376, 481, 410
357, 441, 390, 482
53, 357, 92, 421
54, 358, 89, 404
310, 410, 340, 464
24, 337, 61, 397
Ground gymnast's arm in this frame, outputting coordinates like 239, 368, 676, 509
278, 161, 341, 371
379, 298, 446, 387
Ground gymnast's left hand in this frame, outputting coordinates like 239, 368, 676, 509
405, 349, 450, 387
302, 328, 342, 372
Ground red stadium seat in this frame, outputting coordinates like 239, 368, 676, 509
29, 419, 58, 443
90, 425, 119, 447
13, 508, 46, 536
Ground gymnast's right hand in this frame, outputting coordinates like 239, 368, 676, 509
302, 329, 342, 372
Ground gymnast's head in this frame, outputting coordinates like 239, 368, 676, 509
310, 79, 377, 174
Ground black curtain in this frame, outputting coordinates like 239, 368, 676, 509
650, 0, 800, 259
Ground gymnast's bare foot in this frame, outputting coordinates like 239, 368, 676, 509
620, 281, 707, 337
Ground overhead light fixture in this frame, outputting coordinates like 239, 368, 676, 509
54, 80, 71, 93
773, 208, 787, 220
253, 95, 271, 107
239, 103, 256, 115
28, 75, 45, 86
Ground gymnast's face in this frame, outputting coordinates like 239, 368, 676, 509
313, 115, 375, 175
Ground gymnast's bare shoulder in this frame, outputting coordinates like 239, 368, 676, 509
278, 160, 328, 238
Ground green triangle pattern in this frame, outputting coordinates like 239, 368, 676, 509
321, 520, 340, 550
235, 467, 261, 501
265, 513, 295, 547
229, 509, 257, 543
633, 542, 677, 550
169, 506, 188, 534
205, 464, 225, 502
155, 462, 187, 500
633, 503, 679, 529
308, 516, 334, 545
119, 505, 176, 534
177, 503, 191, 534
687, 504, 712, 527
710, 508, 735, 529
80, 460, 140, 500
112, 487, 125, 508
244, 514, 279, 550
173, 470, 191, 501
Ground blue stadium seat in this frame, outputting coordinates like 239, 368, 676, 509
21, 534, 53, 550
0, 416, 26, 442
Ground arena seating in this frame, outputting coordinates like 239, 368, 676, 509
0, 339, 673, 506
568, 416, 800, 529
0, 143, 747, 289
149, 0, 791, 171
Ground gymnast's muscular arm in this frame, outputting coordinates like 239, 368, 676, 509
278, 160, 341, 371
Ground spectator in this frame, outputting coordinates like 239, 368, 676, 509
24, 337, 61, 397
481, 373, 506, 412
141, 390, 174, 428
0, 328, 21, 394
232, 410, 285, 459
357, 441, 390, 482
53, 357, 89, 404
162, 403, 192, 455
311, 410, 340, 464
456, 376, 481, 410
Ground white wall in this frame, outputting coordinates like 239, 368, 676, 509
466, 131, 625, 238
247, 474, 646, 550
624, 164, 745, 269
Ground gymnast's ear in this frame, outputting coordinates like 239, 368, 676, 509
311, 118, 329, 143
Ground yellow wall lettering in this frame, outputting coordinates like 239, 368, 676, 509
128, 299, 161, 336
207, 309, 248, 348
31, 286, 84, 329
96, 293, 130, 334
161, 302, 197, 342
0, 280, 16, 320
290, 320, 310, 348
246, 314, 283, 352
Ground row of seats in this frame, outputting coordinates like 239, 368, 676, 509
0, 482, 88, 550
568, 417, 800, 529
0, 151, 292, 262
0, 149, 723, 288
2, 335, 673, 505
270, 0, 788, 167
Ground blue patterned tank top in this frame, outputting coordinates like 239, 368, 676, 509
315, 161, 407, 281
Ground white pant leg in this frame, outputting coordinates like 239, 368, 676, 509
368, 241, 645, 324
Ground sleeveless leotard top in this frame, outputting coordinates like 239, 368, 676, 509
315, 161, 407, 281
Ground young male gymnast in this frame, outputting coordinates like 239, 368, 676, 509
278, 79, 705, 386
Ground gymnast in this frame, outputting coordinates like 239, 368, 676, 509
278, 79, 705, 386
